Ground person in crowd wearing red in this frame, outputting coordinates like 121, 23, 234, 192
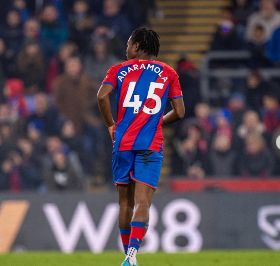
4, 79, 30, 118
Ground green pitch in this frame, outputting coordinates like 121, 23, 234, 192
1, 251, 279, 266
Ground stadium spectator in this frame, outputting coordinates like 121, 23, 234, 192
26, 92, 62, 136
134, 0, 157, 26
43, 149, 83, 191
4, 78, 31, 118
17, 138, 43, 189
53, 56, 106, 179
42, 135, 84, 182
187, 164, 207, 180
0, 158, 13, 190
237, 110, 266, 140
210, 77, 233, 107
245, 0, 280, 42
62, 0, 104, 15
174, 119, 211, 178
227, 92, 247, 131
261, 93, 280, 133
210, 21, 243, 51
53, 56, 100, 134
60, 119, 89, 173
49, 0, 67, 24
12, 0, 29, 23
83, 37, 119, 84
0, 37, 19, 79
220, 6, 235, 22
210, 134, 237, 177
93, 0, 132, 58
0, 10, 23, 72
209, 9, 244, 70
68, 0, 95, 50
46, 41, 79, 93
16, 40, 46, 93
239, 133, 274, 178
245, 70, 277, 113
26, 121, 46, 156
232, 0, 255, 38
266, 25, 280, 66
6, 148, 42, 192
22, 18, 55, 61
0, 122, 17, 149
121, 0, 142, 29
213, 109, 233, 141
247, 24, 272, 68
0, 9, 23, 55
0, 104, 18, 126
194, 102, 213, 134
40, 5, 68, 51
210, 9, 243, 52
176, 58, 201, 119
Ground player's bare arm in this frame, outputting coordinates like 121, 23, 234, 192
162, 97, 185, 125
97, 83, 116, 142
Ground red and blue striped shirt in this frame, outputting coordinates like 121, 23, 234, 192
102, 59, 183, 153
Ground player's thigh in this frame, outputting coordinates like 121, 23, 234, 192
112, 150, 135, 185
134, 150, 163, 189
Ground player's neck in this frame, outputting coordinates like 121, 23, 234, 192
134, 52, 153, 61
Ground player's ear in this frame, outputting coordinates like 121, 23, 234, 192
134, 42, 140, 52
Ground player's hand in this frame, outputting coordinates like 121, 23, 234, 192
108, 123, 116, 143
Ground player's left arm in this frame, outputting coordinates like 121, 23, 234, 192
97, 83, 116, 142
163, 68, 185, 125
162, 97, 185, 125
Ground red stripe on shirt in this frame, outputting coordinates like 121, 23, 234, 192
116, 66, 145, 125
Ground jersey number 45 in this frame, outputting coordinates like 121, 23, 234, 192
123, 81, 164, 115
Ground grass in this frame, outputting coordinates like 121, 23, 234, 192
1, 251, 280, 266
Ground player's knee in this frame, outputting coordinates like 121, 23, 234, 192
119, 202, 134, 211
135, 200, 150, 211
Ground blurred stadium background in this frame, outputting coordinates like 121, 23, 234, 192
0, 0, 280, 264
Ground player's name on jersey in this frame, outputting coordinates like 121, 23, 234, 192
118, 63, 168, 83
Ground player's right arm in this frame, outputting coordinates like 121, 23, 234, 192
97, 83, 116, 142
98, 65, 119, 142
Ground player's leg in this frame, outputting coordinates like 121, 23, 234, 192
122, 183, 154, 265
117, 183, 135, 255
132, 181, 154, 222
122, 150, 163, 265
112, 150, 136, 256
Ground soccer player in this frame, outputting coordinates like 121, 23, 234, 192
97, 27, 185, 266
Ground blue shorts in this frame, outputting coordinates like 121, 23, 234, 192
112, 150, 163, 190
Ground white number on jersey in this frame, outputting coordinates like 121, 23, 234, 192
123, 81, 164, 115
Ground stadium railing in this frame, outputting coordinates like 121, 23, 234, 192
200, 51, 280, 101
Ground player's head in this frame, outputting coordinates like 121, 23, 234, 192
126, 27, 160, 60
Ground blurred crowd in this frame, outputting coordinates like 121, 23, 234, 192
0, 0, 279, 194
173, 0, 280, 180
0, 0, 156, 193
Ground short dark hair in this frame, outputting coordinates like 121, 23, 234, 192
74, 0, 89, 5
263, 92, 279, 102
130, 27, 160, 57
